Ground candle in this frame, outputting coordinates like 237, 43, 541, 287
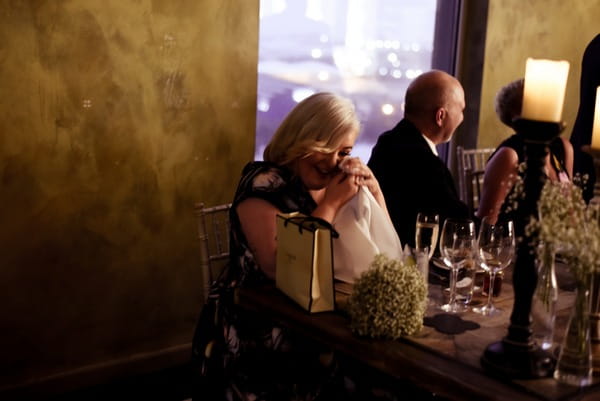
521, 58, 570, 122
592, 86, 600, 151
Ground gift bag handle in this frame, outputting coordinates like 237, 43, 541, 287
283, 215, 339, 238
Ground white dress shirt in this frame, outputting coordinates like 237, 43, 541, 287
422, 133, 438, 156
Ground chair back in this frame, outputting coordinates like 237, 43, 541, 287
456, 146, 496, 214
194, 202, 232, 301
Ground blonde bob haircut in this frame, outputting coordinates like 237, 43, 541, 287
263, 92, 360, 167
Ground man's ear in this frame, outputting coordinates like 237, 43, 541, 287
435, 107, 446, 127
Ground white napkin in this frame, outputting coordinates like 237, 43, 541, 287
332, 186, 403, 283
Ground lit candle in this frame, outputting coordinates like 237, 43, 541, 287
592, 86, 600, 151
521, 58, 570, 122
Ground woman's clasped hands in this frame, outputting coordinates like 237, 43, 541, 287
339, 157, 373, 185
337, 157, 387, 212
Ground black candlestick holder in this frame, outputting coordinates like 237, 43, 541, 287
481, 118, 564, 379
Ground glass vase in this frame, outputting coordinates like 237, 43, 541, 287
554, 273, 593, 387
531, 243, 558, 350
590, 272, 600, 375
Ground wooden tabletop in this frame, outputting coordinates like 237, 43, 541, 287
236, 263, 600, 401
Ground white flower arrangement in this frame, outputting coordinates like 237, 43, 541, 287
347, 253, 427, 339
525, 179, 600, 281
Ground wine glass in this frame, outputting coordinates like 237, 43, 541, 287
439, 218, 476, 313
415, 212, 440, 260
473, 217, 515, 316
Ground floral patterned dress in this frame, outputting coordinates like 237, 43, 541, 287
191, 161, 342, 401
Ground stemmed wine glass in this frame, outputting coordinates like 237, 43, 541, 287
415, 212, 440, 260
439, 218, 476, 313
473, 217, 515, 316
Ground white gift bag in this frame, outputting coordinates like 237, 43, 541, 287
332, 186, 403, 283
275, 212, 336, 313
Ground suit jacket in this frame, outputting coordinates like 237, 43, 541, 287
570, 33, 599, 201
367, 119, 470, 248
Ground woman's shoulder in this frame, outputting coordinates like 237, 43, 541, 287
493, 133, 524, 162
233, 161, 308, 211
486, 146, 519, 177
238, 161, 291, 193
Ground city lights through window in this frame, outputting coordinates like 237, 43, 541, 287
256, 0, 437, 162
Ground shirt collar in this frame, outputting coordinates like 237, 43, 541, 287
422, 134, 438, 156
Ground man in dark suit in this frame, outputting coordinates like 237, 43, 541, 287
367, 70, 470, 247
570, 34, 600, 202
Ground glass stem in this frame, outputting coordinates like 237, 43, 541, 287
487, 272, 496, 309
449, 266, 458, 307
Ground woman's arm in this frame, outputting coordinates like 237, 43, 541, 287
237, 168, 361, 279
236, 197, 280, 280
476, 147, 520, 221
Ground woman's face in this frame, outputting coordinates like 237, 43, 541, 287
296, 132, 356, 190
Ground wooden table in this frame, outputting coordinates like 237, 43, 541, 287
236, 264, 600, 401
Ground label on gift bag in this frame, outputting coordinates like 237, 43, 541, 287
275, 212, 336, 313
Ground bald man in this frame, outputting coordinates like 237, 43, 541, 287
367, 70, 470, 248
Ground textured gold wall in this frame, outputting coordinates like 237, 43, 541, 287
479, 1, 600, 148
0, 0, 257, 392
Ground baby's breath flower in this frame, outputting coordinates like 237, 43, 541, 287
347, 254, 427, 339
525, 177, 600, 282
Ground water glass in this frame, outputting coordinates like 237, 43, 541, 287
472, 217, 515, 316
439, 218, 476, 313
415, 212, 439, 259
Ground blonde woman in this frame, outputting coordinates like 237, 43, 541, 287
192, 92, 389, 400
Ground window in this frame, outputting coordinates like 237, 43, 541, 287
256, 0, 459, 163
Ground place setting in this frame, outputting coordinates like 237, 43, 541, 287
416, 213, 516, 335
